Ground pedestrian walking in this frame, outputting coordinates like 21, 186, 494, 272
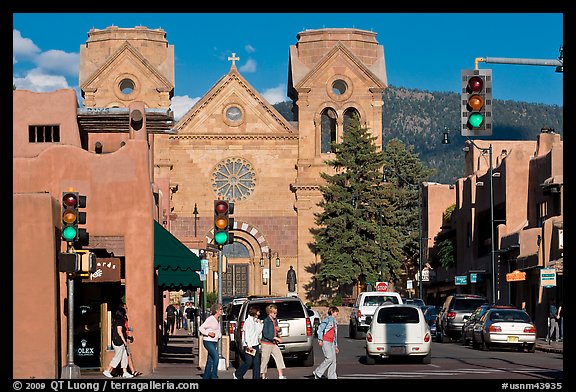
198, 303, 223, 379
260, 304, 287, 379
233, 305, 263, 379
549, 300, 559, 341
312, 306, 340, 379
102, 307, 134, 378
165, 303, 176, 335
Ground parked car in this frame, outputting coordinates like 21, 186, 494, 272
349, 291, 403, 339
365, 304, 432, 364
472, 308, 536, 352
436, 294, 489, 342
462, 304, 516, 346
423, 305, 440, 339
232, 296, 314, 367
306, 305, 321, 337
222, 297, 248, 337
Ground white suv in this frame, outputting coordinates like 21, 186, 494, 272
349, 291, 403, 339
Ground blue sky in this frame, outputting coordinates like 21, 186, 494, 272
13, 13, 563, 120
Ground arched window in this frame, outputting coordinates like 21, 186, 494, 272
343, 107, 360, 133
222, 242, 250, 258
321, 108, 337, 153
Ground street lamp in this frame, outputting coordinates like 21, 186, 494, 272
261, 250, 280, 295
443, 128, 496, 303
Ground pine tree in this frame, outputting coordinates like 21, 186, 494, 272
314, 116, 398, 289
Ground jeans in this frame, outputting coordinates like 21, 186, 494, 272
202, 340, 219, 379
234, 345, 261, 379
314, 341, 337, 379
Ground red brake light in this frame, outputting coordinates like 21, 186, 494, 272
366, 332, 372, 342
424, 332, 431, 342
306, 317, 312, 336
357, 310, 362, 318
488, 325, 501, 332
447, 311, 456, 319
524, 326, 536, 334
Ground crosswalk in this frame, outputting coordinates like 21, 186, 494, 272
339, 367, 559, 379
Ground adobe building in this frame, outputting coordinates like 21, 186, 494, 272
424, 129, 563, 335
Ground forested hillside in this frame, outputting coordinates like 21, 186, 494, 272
273, 86, 563, 184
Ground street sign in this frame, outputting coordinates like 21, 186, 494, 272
406, 280, 413, 290
455, 275, 467, 285
470, 273, 477, 283
375, 281, 388, 292
421, 268, 430, 282
540, 268, 556, 288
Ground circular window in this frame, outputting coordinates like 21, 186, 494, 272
332, 79, 348, 96
119, 78, 135, 95
327, 75, 353, 102
223, 104, 244, 126
211, 158, 256, 202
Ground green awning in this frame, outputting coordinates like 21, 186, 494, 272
154, 220, 202, 289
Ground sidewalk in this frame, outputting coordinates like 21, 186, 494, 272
535, 337, 563, 354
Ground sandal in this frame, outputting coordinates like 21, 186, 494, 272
132, 371, 143, 376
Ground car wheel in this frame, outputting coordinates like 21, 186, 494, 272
527, 343, 535, 353
349, 322, 357, 339
481, 336, 490, 351
365, 351, 375, 365
420, 352, 432, 364
301, 350, 314, 367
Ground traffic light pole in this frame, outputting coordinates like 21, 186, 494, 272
217, 249, 225, 369
61, 248, 80, 378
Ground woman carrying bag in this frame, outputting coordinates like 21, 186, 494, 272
233, 305, 263, 379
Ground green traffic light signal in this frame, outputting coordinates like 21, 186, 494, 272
62, 226, 78, 242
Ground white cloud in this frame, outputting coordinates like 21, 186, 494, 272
239, 58, 257, 73
13, 30, 40, 61
37, 50, 80, 77
245, 44, 255, 54
262, 84, 287, 105
170, 95, 200, 121
13, 68, 70, 92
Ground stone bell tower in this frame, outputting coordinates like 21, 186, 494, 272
288, 28, 388, 288
79, 25, 174, 109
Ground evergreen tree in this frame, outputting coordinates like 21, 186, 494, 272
381, 139, 434, 279
314, 116, 398, 289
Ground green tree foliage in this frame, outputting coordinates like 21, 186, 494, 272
436, 239, 455, 268
314, 115, 392, 288
381, 139, 434, 277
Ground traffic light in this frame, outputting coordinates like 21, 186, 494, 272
61, 190, 87, 243
461, 69, 492, 137
213, 200, 234, 249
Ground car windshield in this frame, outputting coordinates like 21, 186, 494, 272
453, 298, 488, 311
489, 310, 531, 323
376, 306, 420, 324
363, 295, 399, 306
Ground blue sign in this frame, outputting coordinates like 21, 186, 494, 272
455, 276, 467, 285
470, 273, 477, 283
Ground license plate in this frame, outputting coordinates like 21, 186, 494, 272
390, 346, 405, 355
507, 336, 519, 343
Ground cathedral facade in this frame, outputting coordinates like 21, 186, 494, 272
80, 25, 388, 301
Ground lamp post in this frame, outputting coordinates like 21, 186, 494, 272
261, 250, 280, 295
443, 129, 496, 303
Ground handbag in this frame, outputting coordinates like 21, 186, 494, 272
244, 347, 256, 356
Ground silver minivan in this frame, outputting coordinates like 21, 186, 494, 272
232, 296, 315, 367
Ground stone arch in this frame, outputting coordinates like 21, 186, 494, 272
206, 220, 270, 258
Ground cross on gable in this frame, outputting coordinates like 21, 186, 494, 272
228, 52, 240, 67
